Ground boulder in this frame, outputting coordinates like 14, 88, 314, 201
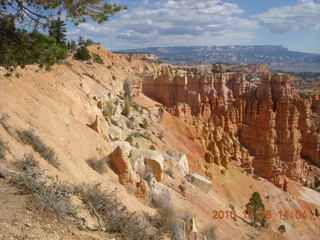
87, 115, 99, 133
130, 154, 145, 178
131, 149, 164, 181
135, 179, 150, 200
111, 141, 132, 156
166, 151, 189, 176
189, 173, 212, 193
108, 146, 139, 185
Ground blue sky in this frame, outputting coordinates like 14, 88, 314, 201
67, 0, 320, 53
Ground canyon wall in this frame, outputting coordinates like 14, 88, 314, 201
142, 68, 320, 184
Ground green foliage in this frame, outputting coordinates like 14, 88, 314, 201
93, 53, 104, 64
278, 225, 286, 235
77, 36, 95, 47
0, 0, 126, 69
125, 135, 134, 146
67, 40, 77, 52
139, 118, 149, 129
0, 15, 67, 70
299, 92, 310, 99
17, 128, 60, 169
132, 102, 143, 114
149, 145, 156, 150
253, 170, 260, 180
212, 64, 222, 73
0, 0, 127, 27
178, 184, 186, 193
102, 101, 114, 120
158, 106, 164, 116
73, 46, 91, 61
49, 17, 67, 47
245, 192, 265, 226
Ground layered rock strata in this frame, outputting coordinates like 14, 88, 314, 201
142, 68, 320, 184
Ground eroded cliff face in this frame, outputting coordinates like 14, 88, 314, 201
142, 67, 320, 186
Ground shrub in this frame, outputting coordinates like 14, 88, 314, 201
17, 128, 59, 169
73, 184, 165, 240
212, 64, 222, 73
203, 224, 217, 240
11, 163, 74, 218
139, 118, 148, 129
122, 95, 131, 117
158, 106, 164, 116
93, 53, 104, 64
149, 145, 156, 150
123, 79, 132, 98
86, 158, 107, 175
178, 184, 186, 194
73, 46, 91, 61
125, 135, 134, 146
15, 153, 38, 171
132, 102, 143, 114
253, 171, 260, 180
278, 225, 286, 235
102, 101, 114, 120
0, 137, 8, 159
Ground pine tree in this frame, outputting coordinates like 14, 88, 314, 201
0, 0, 126, 68
73, 46, 91, 61
245, 192, 265, 226
67, 40, 77, 52
49, 18, 67, 46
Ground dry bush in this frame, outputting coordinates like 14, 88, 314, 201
11, 157, 74, 218
15, 153, 38, 171
203, 224, 217, 240
73, 183, 165, 240
86, 158, 107, 174
0, 114, 11, 133
0, 137, 8, 159
122, 95, 131, 117
17, 128, 59, 169
102, 101, 114, 120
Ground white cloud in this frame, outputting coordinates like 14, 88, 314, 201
68, 0, 258, 50
256, 0, 320, 33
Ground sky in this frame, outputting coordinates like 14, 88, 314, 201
67, 0, 320, 53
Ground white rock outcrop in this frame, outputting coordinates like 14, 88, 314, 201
166, 151, 189, 176
189, 173, 212, 193
131, 149, 164, 181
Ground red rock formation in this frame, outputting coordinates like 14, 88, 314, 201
142, 69, 320, 185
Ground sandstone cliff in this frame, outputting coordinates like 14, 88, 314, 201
142, 68, 320, 186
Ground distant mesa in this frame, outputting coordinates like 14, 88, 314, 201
118, 45, 320, 72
